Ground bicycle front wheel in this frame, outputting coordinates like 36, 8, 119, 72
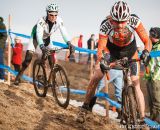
128, 86, 139, 125
122, 85, 138, 129
33, 59, 48, 97
51, 64, 70, 108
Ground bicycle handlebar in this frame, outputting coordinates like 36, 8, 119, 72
49, 47, 69, 53
49, 47, 74, 58
101, 51, 149, 78
41, 47, 75, 61
109, 58, 141, 70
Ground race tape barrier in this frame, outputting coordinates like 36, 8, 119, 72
0, 64, 33, 82
0, 64, 160, 128
60, 87, 120, 108
0, 64, 117, 107
0, 29, 7, 33
53, 41, 160, 58
52, 41, 97, 54
3, 30, 160, 58
9, 31, 31, 39
1, 30, 31, 39
0, 64, 119, 108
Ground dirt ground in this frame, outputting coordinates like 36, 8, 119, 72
0, 82, 124, 130
0, 52, 151, 130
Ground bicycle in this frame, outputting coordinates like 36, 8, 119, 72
32, 47, 70, 108
100, 52, 143, 129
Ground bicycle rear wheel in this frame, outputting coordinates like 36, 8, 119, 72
51, 64, 70, 108
33, 59, 48, 97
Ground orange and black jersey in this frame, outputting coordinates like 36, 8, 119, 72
97, 14, 152, 61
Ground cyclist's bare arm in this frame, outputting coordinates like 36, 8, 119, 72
97, 34, 110, 62
136, 23, 152, 52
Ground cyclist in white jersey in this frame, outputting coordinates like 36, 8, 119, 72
14, 3, 74, 85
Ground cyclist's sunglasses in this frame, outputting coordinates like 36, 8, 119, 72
48, 11, 58, 17
48, 14, 58, 17
113, 20, 127, 24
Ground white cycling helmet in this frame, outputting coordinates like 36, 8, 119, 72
110, 0, 130, 22
46, 3, 59, 12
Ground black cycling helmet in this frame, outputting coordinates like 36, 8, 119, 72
149, 27, 160, 39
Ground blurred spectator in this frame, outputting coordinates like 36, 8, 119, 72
78, 34, 83, 48
11, 36, 23, 72
0, 16, 7, 82
78, 34, 83, 62
97, 70, 123, 103
87, 34, 97, 64
145, 27, 160, 123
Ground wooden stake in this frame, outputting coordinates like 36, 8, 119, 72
104, 75, 109, 117
89, 40, 94, 78
7, 14, 11, 85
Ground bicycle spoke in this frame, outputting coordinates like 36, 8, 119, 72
36, 65, 41, 78
55, 83, 65, 101
52, 64, 70, 108
55, 71, 67, 101
33, 60, 47, 97
59, 70, 66, 85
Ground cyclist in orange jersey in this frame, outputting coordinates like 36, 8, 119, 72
76, 0, 152, 123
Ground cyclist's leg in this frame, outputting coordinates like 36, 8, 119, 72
84, 64, 104, 106
130, 61, 145, 118
132, 77, 145, 119
14, 38, 37, 85
14, 50, 33, 85
89, 75, 106, 111
47, 54, 55, 79
48, 54, 54, 68
76, 64, 104, 123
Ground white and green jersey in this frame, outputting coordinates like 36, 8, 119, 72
27, 16, 70, 52
145, 40, 160, 80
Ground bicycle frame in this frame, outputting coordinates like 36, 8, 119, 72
123, 66, 132, 87
33, 47, 70, 108
110, 58, 141, 126
40, 47, 69, 86
101, 55, 142, 126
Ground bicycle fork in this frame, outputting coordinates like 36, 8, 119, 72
121, 69, 141, 125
